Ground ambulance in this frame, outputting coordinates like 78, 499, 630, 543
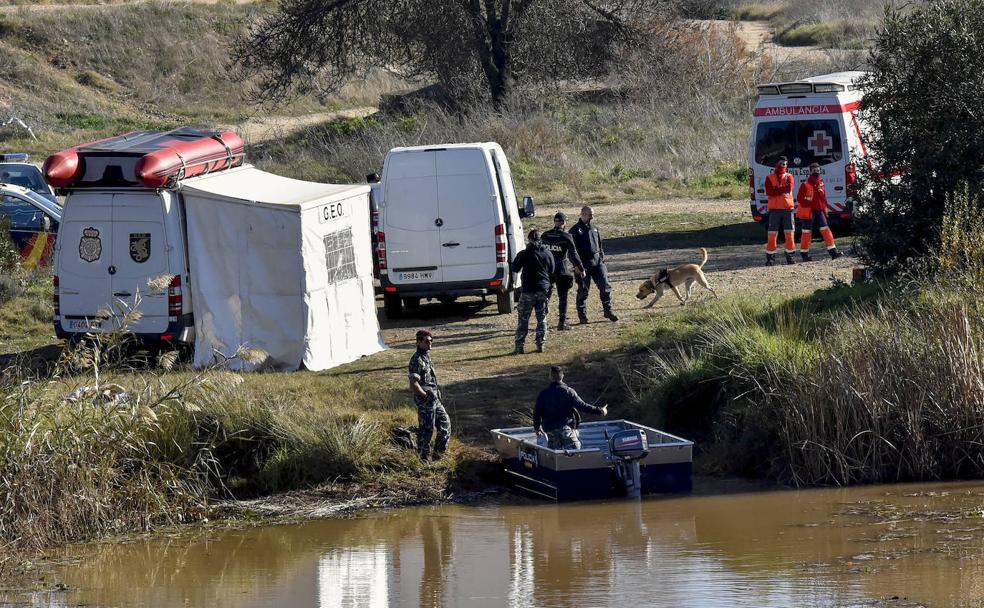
748, 71, 872, 228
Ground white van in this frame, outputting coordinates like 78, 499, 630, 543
748, 71, 872, 229
54, 187, 195, 344
374, 143, 534, 318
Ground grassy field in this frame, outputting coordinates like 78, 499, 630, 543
0, 2, 408, 156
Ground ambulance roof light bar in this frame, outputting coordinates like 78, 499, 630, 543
757, 82, 847, 96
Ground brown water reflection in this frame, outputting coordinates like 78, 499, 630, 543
13, 480, 984, 607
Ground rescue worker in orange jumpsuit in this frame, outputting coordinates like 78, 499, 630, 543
796, 163, 842, 261
764, 156, 796, 266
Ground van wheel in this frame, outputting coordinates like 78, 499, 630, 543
383, 293, 403, 319
438, 296, 456, 306
403, 297, 421, 310
497, 291, 515, 314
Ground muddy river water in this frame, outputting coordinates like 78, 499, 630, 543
15, 480, 984, 607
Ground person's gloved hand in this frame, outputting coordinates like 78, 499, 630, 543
600, 404, 609, 416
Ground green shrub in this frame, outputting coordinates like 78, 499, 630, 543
0, 219, 19, 273
0, 275, 23, 306
734, 3, 785, 20
856, 0, 984, 273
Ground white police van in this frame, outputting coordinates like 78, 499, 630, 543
749, 71, 873, 228
374, 142, 534, 318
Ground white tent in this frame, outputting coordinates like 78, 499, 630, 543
180, 165, 386, 371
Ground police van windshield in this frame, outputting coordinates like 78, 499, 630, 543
754, 120, 843, 168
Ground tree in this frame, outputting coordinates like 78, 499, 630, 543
855, 0, 984, 272
234, 0, 670, 110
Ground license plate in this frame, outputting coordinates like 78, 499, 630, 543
398, 271, 433, 282
67, 319, 104, 331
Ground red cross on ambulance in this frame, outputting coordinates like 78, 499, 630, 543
808, 130, 832, 156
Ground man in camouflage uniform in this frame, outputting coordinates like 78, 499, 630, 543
510, 229, 555, 354
533, 366, 608, 450
408, 329, 450, 461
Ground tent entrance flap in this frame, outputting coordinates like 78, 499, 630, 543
180, 165, 385, 371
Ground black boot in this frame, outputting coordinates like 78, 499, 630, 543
604, 309, 619, 322
765, 253, 775, 266
785, 252, 796, 265
578, 312, 589, 324
828, 248, 842, 260
800, 251, 811, 262
557, 319, 571, 331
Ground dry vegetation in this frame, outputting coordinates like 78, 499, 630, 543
0, 2, 409, 156
733, 0, 888, 49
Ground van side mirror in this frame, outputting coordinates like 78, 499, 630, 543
520, 195, 535, 218
366, 173, 380, 184
42, 214, 51, 232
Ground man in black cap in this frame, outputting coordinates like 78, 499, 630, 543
408, 329, 451, 461
510, 228, 555, 354
540, 211, 584, 331
534, 366, 609, 449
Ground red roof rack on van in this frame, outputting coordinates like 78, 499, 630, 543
43, 127, 245, 189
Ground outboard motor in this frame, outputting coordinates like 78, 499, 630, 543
609, 429, 649, 498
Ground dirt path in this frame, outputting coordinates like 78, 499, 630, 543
698, 19, 828, 63
226, 107, 378, 144
335, 197, 855, 442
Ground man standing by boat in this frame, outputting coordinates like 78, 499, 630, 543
534, 366, 608, 449
409, 329, 450, 461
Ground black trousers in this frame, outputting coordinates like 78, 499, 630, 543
548, 274, 575, 324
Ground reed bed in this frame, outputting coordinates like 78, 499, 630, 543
0, 331, 421, 553
629, 280, 984, 486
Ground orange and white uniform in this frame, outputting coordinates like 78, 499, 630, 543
764, 165, 796, 256
797, 173, 838, 256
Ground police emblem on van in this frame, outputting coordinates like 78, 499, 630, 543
79, 227, 101, 263
129, 233, 151, 263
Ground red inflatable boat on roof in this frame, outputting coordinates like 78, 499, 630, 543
43, 128, 245, 189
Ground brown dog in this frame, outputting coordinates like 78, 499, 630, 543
635, 248, 717, 307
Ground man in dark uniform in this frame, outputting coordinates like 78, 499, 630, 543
534, 366, 609, 449
570, 205, 618, 323
408, 329, 451, 461
510, 229, 555, 354
540, 211, 584, 331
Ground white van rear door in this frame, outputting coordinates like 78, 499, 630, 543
57, 192, 114, 332
109, 192, 170, 334
436, 149, 497, 282
383, 151, 444, 285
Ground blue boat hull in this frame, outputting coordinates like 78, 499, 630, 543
501, 458, 693, 502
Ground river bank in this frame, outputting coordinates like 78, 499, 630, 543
12, 478, 984, 607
